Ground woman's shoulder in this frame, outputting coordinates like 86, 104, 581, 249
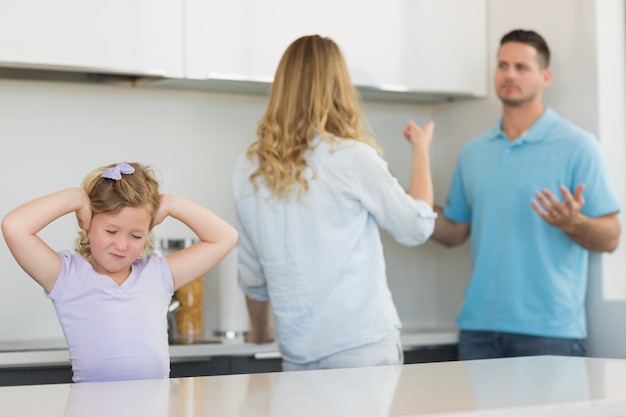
233, 152, 259, 176
317, 136, 379, 159
315, 138, 385, 173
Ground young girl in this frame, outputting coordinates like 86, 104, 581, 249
1, 162, 238, 382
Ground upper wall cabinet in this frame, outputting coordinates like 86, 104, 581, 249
0, 0, 183, 77
184, 0, 487, 101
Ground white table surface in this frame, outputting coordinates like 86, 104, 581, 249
1, 355, 625, 417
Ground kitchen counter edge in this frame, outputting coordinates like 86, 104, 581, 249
0, 329, 458, 368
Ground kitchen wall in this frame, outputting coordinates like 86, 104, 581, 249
1, 0, 625, 359
0, 79, 466, 341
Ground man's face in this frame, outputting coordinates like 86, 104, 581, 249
494, 42, 551, 108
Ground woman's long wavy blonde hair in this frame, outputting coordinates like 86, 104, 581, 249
74, 162, 161, 259
247, 34, 381, 197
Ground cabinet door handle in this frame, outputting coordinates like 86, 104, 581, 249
253, 351, 282, 360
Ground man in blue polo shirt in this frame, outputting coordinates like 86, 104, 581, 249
432, 29, 621, 360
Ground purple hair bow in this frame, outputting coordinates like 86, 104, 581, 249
101, 162, 135, 180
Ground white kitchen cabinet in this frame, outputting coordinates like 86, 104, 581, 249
0, 0, 183, 77
399, 0, 487, 96
184, 0, 487, 100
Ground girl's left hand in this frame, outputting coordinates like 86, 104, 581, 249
151, 194, 172, 229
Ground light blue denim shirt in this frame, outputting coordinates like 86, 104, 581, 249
233, 136, 436, 364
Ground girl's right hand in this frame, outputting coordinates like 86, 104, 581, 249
75, 190, 92, 230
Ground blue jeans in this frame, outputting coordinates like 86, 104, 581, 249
458, 330, 586, 360
282, 331, 404, 371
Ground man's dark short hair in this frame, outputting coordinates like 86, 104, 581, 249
500, 29, 550, 68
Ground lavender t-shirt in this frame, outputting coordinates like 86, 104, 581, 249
47, 251, 174, 382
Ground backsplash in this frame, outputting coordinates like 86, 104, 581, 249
0, 78, 468, 342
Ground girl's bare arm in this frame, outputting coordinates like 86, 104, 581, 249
1, 188, 90, 293
155, 194, 238, 290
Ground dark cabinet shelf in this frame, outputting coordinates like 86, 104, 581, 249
403, 344, 458, 364
0, 365, 73, 386
171, 355, 282, 378
230, 356, 282, 375
170, 356, 231, 378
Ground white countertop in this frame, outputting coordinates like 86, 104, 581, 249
0, 328, 458, 368
1, 356, 625, 416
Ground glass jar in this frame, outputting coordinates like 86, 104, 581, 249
159, 238, 204, 343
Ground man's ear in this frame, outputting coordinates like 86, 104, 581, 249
542, 67, 553, 89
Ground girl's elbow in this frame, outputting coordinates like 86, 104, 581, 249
229, 229, 239, 249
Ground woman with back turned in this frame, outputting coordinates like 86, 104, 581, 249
233, 34, 437, 371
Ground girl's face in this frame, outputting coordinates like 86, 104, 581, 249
88, 206, 152, 284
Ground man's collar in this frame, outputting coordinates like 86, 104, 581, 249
487, 107, 555, 144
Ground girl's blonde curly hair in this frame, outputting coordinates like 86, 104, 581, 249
74, 162, 160, 259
